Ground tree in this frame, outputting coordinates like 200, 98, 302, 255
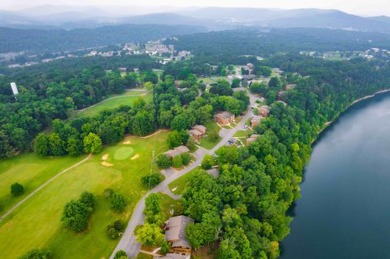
107, 220, 126, 239
114, 250, 127, 259
61, 192, 95, 233
201, 154, 215, 169
10, 182, 24, 196
135, 223, 165, 246
210, 79, 233, 96
268, 77, 281, 88
19, 249, 50, 259
34, 133, 50, 156
110, 193, 127, 213
156, 154, 171, 169
141, 173, 162, 189
181, 153, 191, 166
83, 133, 102, 154
172, 155, 183, 168
66, 136, 82, 156
231, 78, 241, 88
167, 130, 188, 149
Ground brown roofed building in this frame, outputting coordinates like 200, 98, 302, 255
251, 116, 262, 128
165, 216, 194, 255
214, 111, 235, 126
189, 125, 207, 141
258, 105, 270, 117
193, 125, 206, 135
246, 134, 260, 145
164, 146, 190, 159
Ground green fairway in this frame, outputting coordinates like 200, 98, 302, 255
0, 154, 84, 215
72, 89, 151, 118
0, 130, 169, 259
114, 147, 135, 160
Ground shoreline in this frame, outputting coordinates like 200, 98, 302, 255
313, 88, 390, 143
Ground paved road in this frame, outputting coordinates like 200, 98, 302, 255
110, 90, 256, 258
0, 154, 91, 222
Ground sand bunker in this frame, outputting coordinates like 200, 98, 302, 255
102, 154, 109, 161
101, 161, 113, 167
130, 154, 140, 160
123, 140, 131, 145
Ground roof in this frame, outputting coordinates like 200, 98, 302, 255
214, 111, 234, 119
174, 146, 190, 154
189, 129, 202, 136
165, 216, 194, 248
165, 149, 181, 158
251, 116, 262, 122
193, 125, 206, 134
156, 253, 190, 259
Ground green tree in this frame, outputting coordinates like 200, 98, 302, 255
172, 155, 183, 168
181, 153, 191, 166
34, 133, 50, 156
10, 182, 24, 196
83, 133, 102, 154
19, 249, 50, 259
114, 250, 127, 259
156, 154, 171, 169
110, 193, 127, 213
135, 223, 165, 246
231, 78, 241, 88
201, 154, 215, 169
141, 173, 162, 189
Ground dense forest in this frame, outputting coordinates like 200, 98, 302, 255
0, 55, 159, 158
0, 24, 206, 53
165, 28, 390, 64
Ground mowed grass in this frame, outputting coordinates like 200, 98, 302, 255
72, 89, 151, 118
0, 130, 170, 259
168, 170, 197, 195
0, 154, 84, 215
199, 121, 221, 150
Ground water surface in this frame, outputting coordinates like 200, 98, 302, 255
282, 92, 390, 259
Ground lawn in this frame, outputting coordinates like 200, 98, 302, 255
0, 154, 84, 216
199, 121, 221, 150
168, 170, 197, 195
233, 129, 251, 138
71, 89, 151, 118
0, 130, 170, 259
155, 193, 183, 218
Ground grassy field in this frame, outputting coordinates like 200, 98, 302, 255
72, 89, 151, 118
0, 154, 84, 215
155, 193, 183, 218
168, 170, 197, 195
199, 121, 221, 150
233, 129, 251, 138
0, 130, 169, 259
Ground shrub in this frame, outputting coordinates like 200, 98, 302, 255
156, 154, 171, 169
107, 220, 126, 240
19, 249, 50, 259
10, 182, 24, 196
141, 173, 162, 189
201, 154, 215, 170
110, 193, 127, 213
114, 250, 127, 259
181, 153, 191, 166
61, 192, 95, 233
172, 155, 183, 168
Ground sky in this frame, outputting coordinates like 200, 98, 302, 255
2, 0, 390, 16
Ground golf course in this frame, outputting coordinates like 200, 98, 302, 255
0, 130, 169, 258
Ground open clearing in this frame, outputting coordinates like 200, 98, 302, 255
72, 89, 152, 118
0, 154, 84, 216
0, 130, 169, 259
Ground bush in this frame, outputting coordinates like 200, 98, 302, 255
181, 153, 191, 166
201, 154, 215, 170
172, 155, 183, 168
114, 250, 127, 259
160, 240, 171, 255
110, 193, 127, 213
107, 220, 126, 240
141, 173, 162, 189
156, 154, 171, 169
10, 182, 24, 196
19, 249, 50, 259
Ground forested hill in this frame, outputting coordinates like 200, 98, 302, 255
0, 24, 207, 54
166, 28, 390, 63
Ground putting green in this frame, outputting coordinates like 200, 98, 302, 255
114, 147, 135, 160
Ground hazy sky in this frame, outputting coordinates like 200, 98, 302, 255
2, 0, 390, 16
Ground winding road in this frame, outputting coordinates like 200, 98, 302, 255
110, 90, 257, 258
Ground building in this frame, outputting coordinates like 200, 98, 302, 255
189, 125, 207, 141
246, 134, 260, 145
285, 84, 297, 90
164, 146, 190, 159
156, 253, 190, 259
214, 111, 235, 125
165, 216, 194, 255
251, 116, 262, 128
258, 105, 271, 117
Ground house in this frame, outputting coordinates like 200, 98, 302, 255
189, 125, 207, 141
156, 253, 190, 259
258, 105, 270, 117
193, 125, 206, 135
164, 146, 190, 159
242, 74, 256, 81
285, 84, 297, 90
214, 111, 235, 125
251, 116, 262, 128
165, 216, 194, 255
246, 134, 260, 145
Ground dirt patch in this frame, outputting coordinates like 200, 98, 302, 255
101, 161, 113, 167
123, 140, 131, 145
102, 154, 109, 161
131, 154, 140, 160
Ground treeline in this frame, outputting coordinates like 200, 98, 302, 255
166, 28, 390, 64
0, 56, 158, 158
179, 55, 390, 258
0, 24, 206, 54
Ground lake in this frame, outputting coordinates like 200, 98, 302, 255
282, 92, 390, 259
